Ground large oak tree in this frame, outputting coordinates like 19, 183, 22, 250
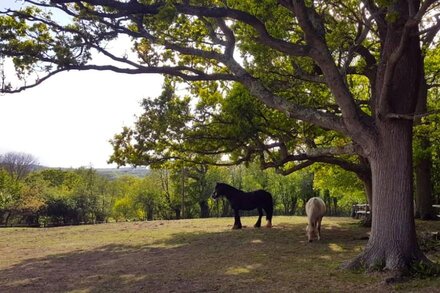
1, 0, 440, 274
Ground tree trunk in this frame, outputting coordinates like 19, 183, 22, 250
415, 137, 436, 220
414, 73, 436, 220
343, 1, 434, 275
147, 205, 154, 221
174, 208, 181, 220
0, 211, 4, 225
332, 197, 338, 216
282, 199, 289, 215
323, 190, 332, 215
290, 197, 298, 215
4, 211, 11, 227
199, 200, 210, 218
345, 121, 429, 273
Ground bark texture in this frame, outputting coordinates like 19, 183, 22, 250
344, 0, 434, 272
345, 121, 430, 271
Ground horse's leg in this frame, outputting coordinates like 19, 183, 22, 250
317, 217, 322, 240
264, 205, 273, 228
233, 209, 242, 229
254, 208, 263, 228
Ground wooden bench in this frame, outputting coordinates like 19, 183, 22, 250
351, 204, 370, 219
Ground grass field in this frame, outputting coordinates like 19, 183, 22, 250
0, 216, 439, 292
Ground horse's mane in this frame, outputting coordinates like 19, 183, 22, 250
217, 183, 243, 194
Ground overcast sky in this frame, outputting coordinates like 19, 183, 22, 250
0, 0, 163, 168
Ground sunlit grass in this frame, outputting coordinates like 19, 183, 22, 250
0, 216, 439, 292
225, 264, 263, 275
328, 243, 345, 252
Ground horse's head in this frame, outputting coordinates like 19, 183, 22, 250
211, 183, 223, 200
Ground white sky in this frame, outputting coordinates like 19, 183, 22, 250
0, 0, 163, 168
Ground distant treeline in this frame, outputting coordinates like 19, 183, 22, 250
0, 153, 367, 227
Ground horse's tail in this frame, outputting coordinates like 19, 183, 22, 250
265, 191, 274, 221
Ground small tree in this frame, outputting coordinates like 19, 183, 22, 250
134, 175, 162, 221
268, 171, 300, 215
113, 196, 136, 222
313, 164, 365, 213
0, 170, 22, 225
0, 152, 39, 181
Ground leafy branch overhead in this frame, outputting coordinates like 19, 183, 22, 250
0, 0, 405, 173
2, 0, 440, 180
109, 79, 366, 177
0, 1, 364, 132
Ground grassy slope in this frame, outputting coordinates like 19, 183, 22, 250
0, 216, 439, 292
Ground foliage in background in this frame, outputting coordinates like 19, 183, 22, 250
314, 164, 366, 211
0, 154, 366, 227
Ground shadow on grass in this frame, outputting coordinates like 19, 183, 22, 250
0, 222, 374, 293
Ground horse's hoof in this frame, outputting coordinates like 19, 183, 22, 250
254, 225, 261, 228
232, 225, 242, 229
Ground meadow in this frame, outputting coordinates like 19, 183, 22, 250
1, 216, 439, 292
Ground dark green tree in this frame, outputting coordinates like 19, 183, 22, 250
0, 152, 39, 181
0, 169, 22, 225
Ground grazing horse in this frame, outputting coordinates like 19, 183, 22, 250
305, 197, 326, 242
211, 182, 273, 229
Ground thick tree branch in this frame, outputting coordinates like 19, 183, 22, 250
2, 2, 351, 137
89, 44, 236, 81
292, 0, 375, 144
342, 15, 374, 76
386, 110, 440, 120
313, 156, 370, 174
378, 0, 436, 117
304, 144, 362, 157
1, 68, 64, 94
421, 16, 440, 48
0, 62, 237, 94
123, 153, 252, 168
291, 61, 326, 83
261, 143, 361, 169
223, 57, 349, 135
361, 0, 387, 39
274, 161, 315, 175
216, 18, 235, 58
261, 143, 368, 176
414, 0, 438, 23
50, 0, 311, 57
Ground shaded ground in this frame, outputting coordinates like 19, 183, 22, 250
0, 216, 439, 292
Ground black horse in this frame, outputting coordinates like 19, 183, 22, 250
211, 182, 273, 229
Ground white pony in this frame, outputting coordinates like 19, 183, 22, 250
305, 197, 326, 242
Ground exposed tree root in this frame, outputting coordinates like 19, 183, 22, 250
382, 272, 409, 285
342, 250, 437, 283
